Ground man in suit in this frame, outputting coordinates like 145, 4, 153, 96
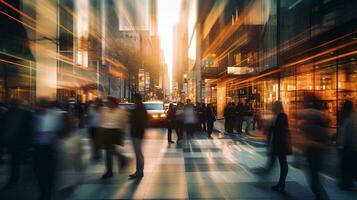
129, 94, 148, 179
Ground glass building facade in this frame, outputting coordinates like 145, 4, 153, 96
201, 0, 357, 133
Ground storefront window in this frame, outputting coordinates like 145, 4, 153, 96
296, 64, 314, 109
280, 68, 296, 114
315, 64, 337, 127
338, 58, 357, 121
255, 77, 278, 115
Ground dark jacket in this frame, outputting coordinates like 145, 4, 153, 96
167, 107, 176, 122
225, 105, 236, 118
270, 113, 292, 155
243, 103, 254, 117
130, 103, 148, 139
167, 107, 176, 127
206, 106, 216, 122
236, 103, 244, 117
3, 107, 34, 148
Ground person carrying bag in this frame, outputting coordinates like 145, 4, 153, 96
95, 97, 128, 179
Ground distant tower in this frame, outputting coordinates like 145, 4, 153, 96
150, 0, 158, 36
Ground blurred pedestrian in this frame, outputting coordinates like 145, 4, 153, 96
224, 104, 229, 132
175, 102, 184, 143
235, 102, 244, 134
243, 100, 254, 134
32, 98, 70, 200
253, 106, 262, 130
99, 97, 128, 179
86, 98, 103, 161
129, 93, 148, 179
267, 101, 292, 192
1, 99, 33, 189
293, 93, 330, 200
167, 103, 176, 143
226, 102, 236, 133
337, 100, 357, 190
206, 103, 216, 139
184, 99, 198, 139
197, 103, 207, 132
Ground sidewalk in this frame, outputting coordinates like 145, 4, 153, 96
214, 119, 266, 143
214, 119, 341, 180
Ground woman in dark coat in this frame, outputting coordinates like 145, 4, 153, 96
167, 103, 176, 143
268, 101, 292, 192
206, 103, 216, 139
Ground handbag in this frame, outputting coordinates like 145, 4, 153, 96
94, 128, 124, 149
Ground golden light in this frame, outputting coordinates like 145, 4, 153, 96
158, 0, 181, 94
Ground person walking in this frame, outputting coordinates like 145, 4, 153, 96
253, 106, 262, 130
183, 99, 198, 139
129, 93, 148, 179
226, 102, 236, 133
267, 101, 292, 192
175, 102, 184, 144
337, 100, 357, 190
224, 103, 229, 132
100, 97, 128, 179
243, 100, 254, 134
235, 102, 244, 134
166, 103, 176, 143
293, 93, 330, 200
198, 103, 207, 132
1, 99, 33, 189
206, 103, 216, 139
86, 98, 103, 161
32, 99, 70, 200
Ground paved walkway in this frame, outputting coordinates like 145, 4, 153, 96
67, 127, 356, 199
1, 127, 356, 199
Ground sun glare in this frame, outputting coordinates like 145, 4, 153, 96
158, 0, 181, 94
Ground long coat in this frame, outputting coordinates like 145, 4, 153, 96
130, 103, 148, 139
270, 113, 292, 155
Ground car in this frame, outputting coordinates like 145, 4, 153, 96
144, 101, 167, 126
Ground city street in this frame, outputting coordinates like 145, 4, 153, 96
1, 0, 357, 199
1, 126, 356, 200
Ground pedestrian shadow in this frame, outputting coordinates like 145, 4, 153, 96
251, 181, 313, 200
183, 139, 233, 199
103, 178, 144, 199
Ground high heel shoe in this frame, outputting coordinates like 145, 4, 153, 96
272, 185, 285, 192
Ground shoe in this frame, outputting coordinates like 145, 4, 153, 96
168, 140, 175, 144
101, 172, 113, 179
272, 185, 284, 192
128, 173, 144, 180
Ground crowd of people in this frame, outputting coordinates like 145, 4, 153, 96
223, 100, 261, 135
0, 94, 148, 199
166, 99, 217, 143
0, 93, 356, 200
262, 93, 357, 200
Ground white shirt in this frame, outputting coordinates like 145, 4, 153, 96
34, 109, 66, 144
184, 105, 198, 124
100, 106, 128, 129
